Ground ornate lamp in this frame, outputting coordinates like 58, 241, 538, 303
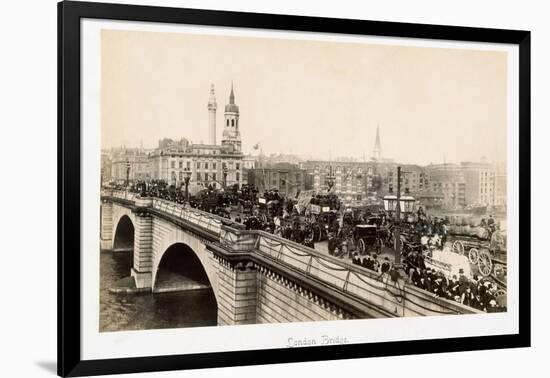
400, 195, 416, 213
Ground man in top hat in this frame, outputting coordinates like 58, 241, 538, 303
448, 275, 459, 298
433, 274, 446, 297
362, 253, 373, 270
352, 252, 362, 266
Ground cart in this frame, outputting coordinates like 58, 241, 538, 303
354, 224, 382, 254
448, 229, 507, 279
309, 210, 338, 242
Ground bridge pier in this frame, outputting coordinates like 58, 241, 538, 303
216, 259, 258, 326
131, 197, 154, 289
100, 200, 113, 250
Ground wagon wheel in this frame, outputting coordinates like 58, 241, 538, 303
468, 248, 480, 265
453, 240, 465, 255
477, 251, 493, 277
308, 227, 315, 243
358, 239, 366, 254
311, 225, 319, 243
494, 263, 507, 281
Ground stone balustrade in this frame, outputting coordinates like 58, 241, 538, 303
218, 228, 479, 317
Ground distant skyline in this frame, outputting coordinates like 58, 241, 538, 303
102, 29, 507, 166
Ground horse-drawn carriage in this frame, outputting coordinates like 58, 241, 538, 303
278, 215, 312, 244
309, 210, 338, 242
353, 224, 382, 254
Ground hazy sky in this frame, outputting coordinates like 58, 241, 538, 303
102, 29, 507, 165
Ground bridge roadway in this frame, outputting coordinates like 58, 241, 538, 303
101, 189, 480, 324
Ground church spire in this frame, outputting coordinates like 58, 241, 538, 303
222, 81, 241, 153
373, 124, 382, 160
229, 81, 235, 104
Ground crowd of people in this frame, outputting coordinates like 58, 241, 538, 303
309, 193, 342, 211
352, 253, 392, 275
350, 249, 505, 312
405, 248, 505, 311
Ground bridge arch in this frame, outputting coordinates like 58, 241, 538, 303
111, 204, 135, 250
154, 242, 216, 299
152, 227, 219, 304
113, 215, 135, 252
110, 214, 136, 279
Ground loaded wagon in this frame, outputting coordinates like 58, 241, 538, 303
445, 215, 507, 280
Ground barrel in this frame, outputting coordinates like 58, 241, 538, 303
474, 227, 489, 239
470, 217, 481, 227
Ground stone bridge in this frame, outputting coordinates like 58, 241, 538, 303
100, 190, 479, 326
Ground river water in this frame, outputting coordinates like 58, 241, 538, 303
99, 251, 217, 332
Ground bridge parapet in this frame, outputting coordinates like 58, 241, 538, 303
101, 189, 137, 202
220, 226, 258, 252
101, 189, 237, 238
217, 228, 480, 318
151, 199, 228, 236
258, 231, 479, 317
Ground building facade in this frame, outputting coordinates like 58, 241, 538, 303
461, 161, 497, 207
247, 165, 310, 198
108, 147, 152, 184
426, 165, 466, 210
300, 161, 374, 207
105, 84, 244, 190
382, 164, 429, 194
426, 159, 499, 209
148, 140, 243, 189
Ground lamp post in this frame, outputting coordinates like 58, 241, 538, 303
383, 166, 415, 266
222, 163, 228, 189
125, 159, 131, 188
183, 167, 192, 202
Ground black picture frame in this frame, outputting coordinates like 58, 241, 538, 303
58, 1, 531, 376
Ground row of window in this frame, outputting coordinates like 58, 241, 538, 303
169, 161, 241, 170
193, 149, 218, 155
169, 172, 242, 182
170, 161, 192, 169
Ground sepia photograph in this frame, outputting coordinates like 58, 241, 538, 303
98, 27, 509, 333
